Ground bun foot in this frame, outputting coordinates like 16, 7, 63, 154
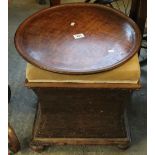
30, 142, 45, 153
117, 143, 130, 150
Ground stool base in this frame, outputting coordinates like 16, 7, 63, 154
30, 88, 131, 152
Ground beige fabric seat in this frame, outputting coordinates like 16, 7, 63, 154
26, 54, 140, 85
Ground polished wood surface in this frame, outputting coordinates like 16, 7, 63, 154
15, 3, 141, 74
8, 86, 21, 153
8, 124, 21, 153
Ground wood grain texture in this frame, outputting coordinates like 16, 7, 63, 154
15, 3, 141, 74
29, 88, 131, 151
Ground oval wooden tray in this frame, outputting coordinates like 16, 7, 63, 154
15, 3, 141, 74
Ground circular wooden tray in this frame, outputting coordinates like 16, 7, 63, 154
15, 3, 141, 74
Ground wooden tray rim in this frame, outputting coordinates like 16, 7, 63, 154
14, 3, 142, 75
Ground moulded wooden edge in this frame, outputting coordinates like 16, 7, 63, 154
25, 79, 141, 89
32, 138, 130, 145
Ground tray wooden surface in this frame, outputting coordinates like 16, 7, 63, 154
15, 3, 141, 74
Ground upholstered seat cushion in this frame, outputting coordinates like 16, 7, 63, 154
26, 54, 140, 84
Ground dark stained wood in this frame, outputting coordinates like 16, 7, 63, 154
49, 0, 60, 6
129, 0, 147, 34
85, 0, 115, 4
8, 86, 21, 153
29, 87, 132, 152
15, 3, 141, 74
36, 89, 128, 138
129, 0, 140, 21
8, 124, 20, 153
49, 0, 52, 6
129, 0, 147, 56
